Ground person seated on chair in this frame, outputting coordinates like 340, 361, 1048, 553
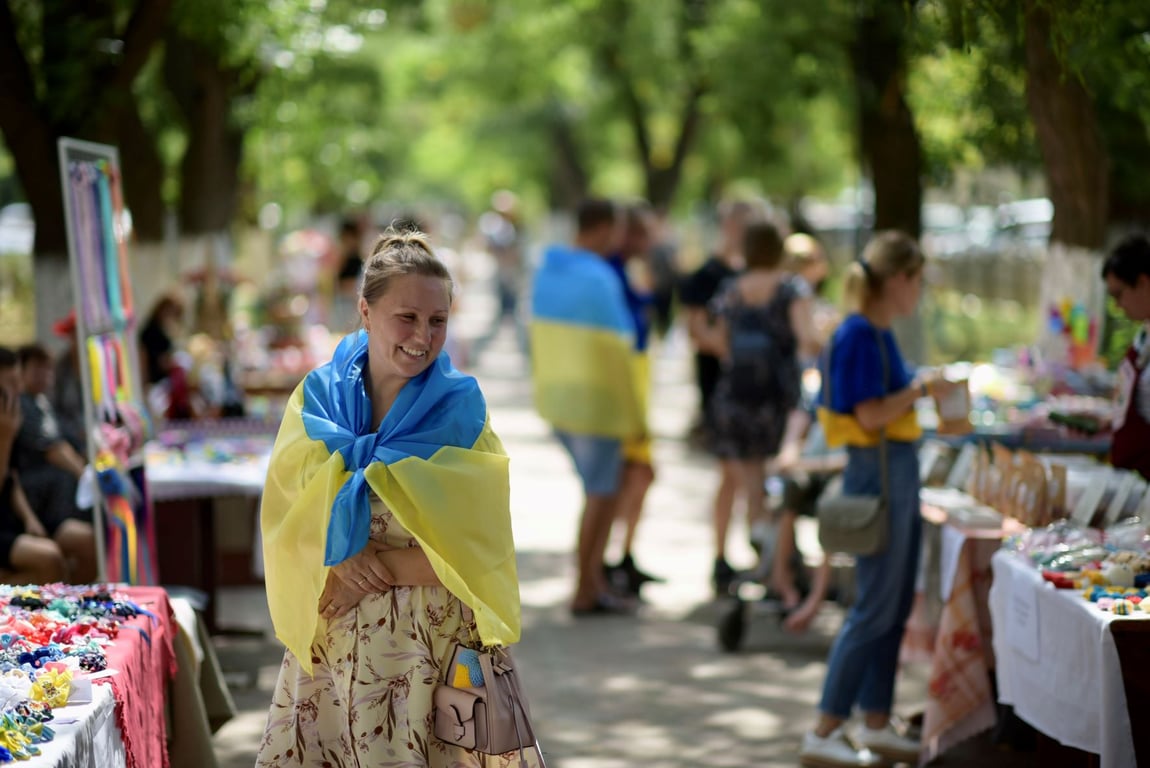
0, 347, 76, 584
11, 345, 97, 583
764, 410, 844, 633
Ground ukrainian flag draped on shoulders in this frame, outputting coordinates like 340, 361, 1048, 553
261, 331, 520, 675
530, 244, 643, 439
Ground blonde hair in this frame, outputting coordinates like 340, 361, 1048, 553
842, 230, 923, 313
360, 229, 453, 306
783, 233, 826, 273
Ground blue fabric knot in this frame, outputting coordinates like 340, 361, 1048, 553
346, 434, 378, 469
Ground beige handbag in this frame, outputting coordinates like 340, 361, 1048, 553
816, 327, 890, 556
433, 631, 546, 765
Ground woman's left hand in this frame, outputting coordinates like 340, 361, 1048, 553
319, 569, 380, 620
332, 540, 396, 592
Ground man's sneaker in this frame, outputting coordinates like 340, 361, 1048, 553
799, 729, 881, 768
854, 723, 921, 763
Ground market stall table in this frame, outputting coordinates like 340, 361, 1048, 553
931, 425, 1111, 456
23, 684, 124, 768
904, 502, 1026, 764
145, 427, 273, 632
990, 549, 1145, 768
21, 588, 230, 768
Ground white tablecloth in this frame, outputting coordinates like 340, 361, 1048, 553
26, 683, 126, 768
145, 448, 269, 502
23, 596, 232, 768
990, 549, 1141, 768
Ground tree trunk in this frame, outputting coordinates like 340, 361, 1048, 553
0, 2, 67, 255
1096, 97, 1150, 226
0, 0, 170, 259
645, 82, 704, 211
32, 252, 75, 347
115, 95, 167, 243
853, 1, 923, 239
164, 35, 248, 235
852, 2, 925, 362
1023, 2, 1109, 249
545, 109, 589, 212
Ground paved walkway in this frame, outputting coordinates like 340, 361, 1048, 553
207, 318, 1034, 767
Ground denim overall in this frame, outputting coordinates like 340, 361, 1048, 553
818, 440, 921, 718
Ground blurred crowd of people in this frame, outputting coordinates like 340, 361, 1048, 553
0, 341, 96, 587
514, 196, 952, 767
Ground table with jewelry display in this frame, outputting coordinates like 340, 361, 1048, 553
145, 421, 275, 631
0, 584, 225, 768
990, 547, 1150, 768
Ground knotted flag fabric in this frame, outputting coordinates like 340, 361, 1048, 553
261, 331, 520, 675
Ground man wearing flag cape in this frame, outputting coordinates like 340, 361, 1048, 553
257, 230, 539, 767
529, 199, 645, 615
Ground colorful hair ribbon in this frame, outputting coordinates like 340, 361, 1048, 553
105, 161, 134, 321
95, 454, 139, 585
94, 162, 125, 329
68, 163, 99, 329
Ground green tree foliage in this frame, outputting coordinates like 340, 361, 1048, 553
242, 0, 861, 220
913, 0, 1150, 227
909, 4, 1041, 189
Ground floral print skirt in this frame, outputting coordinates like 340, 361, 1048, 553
256, 503, 542, 767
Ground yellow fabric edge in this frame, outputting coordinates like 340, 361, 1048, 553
364, 421, 521, 649
261, 384, 345, 677
623, 351, 652, 463
818, 406, 922, 448
529, 319, 642, 439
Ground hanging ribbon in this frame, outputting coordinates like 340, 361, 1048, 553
83, 165, 113, 331
95, 455, 142, 585
102, 336, 125, 404
105, 161, 134, 322
85, 338, 105, 413
94, 162, 125, 329
101, 337, 121, 409
68, 164, 99, 329
77, 163, 111, 331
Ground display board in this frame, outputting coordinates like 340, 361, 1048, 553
57, 137, 159, 585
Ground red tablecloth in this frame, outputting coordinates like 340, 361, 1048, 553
905, 505, 1027, 763
95, 586, 177, 768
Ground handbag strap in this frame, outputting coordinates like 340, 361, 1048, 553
872, 327, 890, 507
822, 323, 890, 503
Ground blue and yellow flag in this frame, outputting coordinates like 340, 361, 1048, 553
261, 331, 520, 675
529, 244, 643, 439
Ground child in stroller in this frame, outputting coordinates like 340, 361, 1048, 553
718, 410, 847, 651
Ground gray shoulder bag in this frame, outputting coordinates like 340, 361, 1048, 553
815, 327, 890, 556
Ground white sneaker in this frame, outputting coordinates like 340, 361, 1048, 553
799, 729, 882, 768
854, 723, 921, 763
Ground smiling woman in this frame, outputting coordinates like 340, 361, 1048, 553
257, 228, 539, 767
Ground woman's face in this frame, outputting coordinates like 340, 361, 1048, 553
360, 273, 451, 386
886, 268, 923, 318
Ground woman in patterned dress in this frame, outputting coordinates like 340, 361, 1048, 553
257, 230, 538, 767
697, 221, 820, 596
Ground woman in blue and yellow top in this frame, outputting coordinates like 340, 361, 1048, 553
800, 231, 959, 768
257, 230, 539, 767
